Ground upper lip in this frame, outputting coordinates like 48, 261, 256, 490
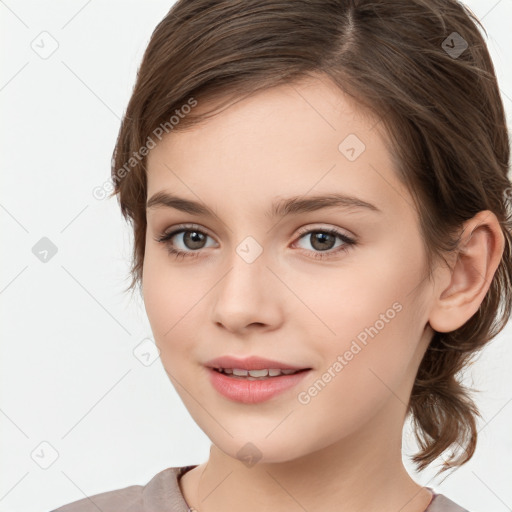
205, 355, 310, 371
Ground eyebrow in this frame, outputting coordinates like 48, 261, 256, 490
146, 191, 382, 218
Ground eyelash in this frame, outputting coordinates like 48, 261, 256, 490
154, 223, 356, 261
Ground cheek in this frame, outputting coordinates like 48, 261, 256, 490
291, 299, 422, 449
299, 246, 428, 404
297, 244, 423, 345
142, 248, 209, 358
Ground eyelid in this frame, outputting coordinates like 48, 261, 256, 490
159, 223, 216, 241
157, 222, 355, 244
294, 223, 356, 241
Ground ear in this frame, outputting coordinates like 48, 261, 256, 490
428, 210, 505, 333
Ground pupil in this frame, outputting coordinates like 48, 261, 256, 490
311, 232, 335, 251
185, 231, 205, 249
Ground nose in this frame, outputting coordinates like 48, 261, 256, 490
210, 247, 285, 334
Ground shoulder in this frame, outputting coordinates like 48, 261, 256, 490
426, 488, 471, 512
50, 465, 196, 512
50, 482, 143, 512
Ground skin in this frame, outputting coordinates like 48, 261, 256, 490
142, 74, 504, 512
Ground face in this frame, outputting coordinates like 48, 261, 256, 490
143, 75, 436, 464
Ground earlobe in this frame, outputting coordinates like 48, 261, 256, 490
428, 210, 505, 333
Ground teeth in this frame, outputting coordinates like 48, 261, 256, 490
246, 369, 268, 377
218, 368, 301, 378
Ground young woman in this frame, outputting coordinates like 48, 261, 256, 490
53, 0, 512, 511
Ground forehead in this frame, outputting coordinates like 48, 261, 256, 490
145, 76, 413, 222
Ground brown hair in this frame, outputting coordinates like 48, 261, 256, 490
110, 0, 512, 475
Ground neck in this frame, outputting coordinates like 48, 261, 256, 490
180, 399, 433, 512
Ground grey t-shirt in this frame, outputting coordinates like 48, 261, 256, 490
50, 465, 470, 512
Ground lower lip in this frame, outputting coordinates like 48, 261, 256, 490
207, 368, 311, 404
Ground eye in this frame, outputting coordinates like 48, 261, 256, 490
292, 226, 356, 260
154, 224, 356, 261
154, 224, 217, 260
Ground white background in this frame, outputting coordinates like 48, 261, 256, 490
1, 1, 511, 511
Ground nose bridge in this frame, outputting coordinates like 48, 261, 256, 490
222, 233, 268, 296
211, 232, 283, 330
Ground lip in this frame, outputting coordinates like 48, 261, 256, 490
207, 367, 312, 404
204, 355, 310, 371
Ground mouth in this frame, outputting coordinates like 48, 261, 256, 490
207, 366, 313, 404
209, 367, 311, 380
